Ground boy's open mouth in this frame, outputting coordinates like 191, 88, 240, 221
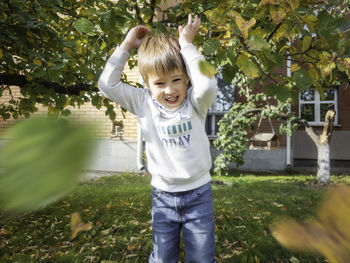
165, 96, 179, 104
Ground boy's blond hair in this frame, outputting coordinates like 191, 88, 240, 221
138, 34, 188, 86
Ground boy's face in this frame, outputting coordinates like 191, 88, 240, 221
147, 69, 189, 110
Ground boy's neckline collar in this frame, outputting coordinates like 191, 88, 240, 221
151, 97, 186, 113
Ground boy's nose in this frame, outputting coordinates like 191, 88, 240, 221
164, 86, 174, 95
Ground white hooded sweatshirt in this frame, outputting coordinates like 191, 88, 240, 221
98, 43, 217, 192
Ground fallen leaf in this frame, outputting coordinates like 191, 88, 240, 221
272, 202, 284, 207
272, 185, 350, 263
101, 228, 111, 235
70, 212, 93, 240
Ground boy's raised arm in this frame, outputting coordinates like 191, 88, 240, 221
179, 15, 217, 117
98, 26, 150, 114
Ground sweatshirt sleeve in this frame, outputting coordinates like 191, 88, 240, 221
98, 46, 146, 116
180, 44, 218, 118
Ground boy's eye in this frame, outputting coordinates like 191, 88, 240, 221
173, 78, 181, 82
155, 82, 164, 86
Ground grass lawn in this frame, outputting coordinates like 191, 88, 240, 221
1, 173, 349, 263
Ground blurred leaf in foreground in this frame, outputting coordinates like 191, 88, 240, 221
70, 212, 93, 240
199, 60, 217, 78
272, 185, 350, 263
0, 117, 95, 213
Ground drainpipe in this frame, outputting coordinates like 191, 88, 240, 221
136, 76, 145, 171
136, 126, 144, 171
286, 56, 292, 167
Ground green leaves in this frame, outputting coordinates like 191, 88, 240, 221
0, 118, 95, 213
265, 83, 291, 102
74, 18, 95, 35
247, 35, 270, 51
293, 70, 313, 91
203, 39, 221, 55
0, 0, 349, 132
237, 54, 260, 79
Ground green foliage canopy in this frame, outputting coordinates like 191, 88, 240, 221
1, 0, 350, 175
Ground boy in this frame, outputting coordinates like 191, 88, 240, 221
98, 14, 217, 263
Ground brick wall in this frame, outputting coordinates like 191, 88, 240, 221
0, 64, 140, 141
337, 86, 350, 130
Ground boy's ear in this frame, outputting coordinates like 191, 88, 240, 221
185, 74, 190, 87
187, 78, 191, 88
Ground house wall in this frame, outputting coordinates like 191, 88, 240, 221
0, 63, 140, 142
235, 65, 350, 166
292, 86, 350, 162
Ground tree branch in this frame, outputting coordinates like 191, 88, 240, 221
296, 119, 320, 145
320, 110, 336, 144
267, 22, 282, 42
0, 74, 96, 95
235, 108, 262, 120
133, 1, 144, 25
148, 0, 156, 24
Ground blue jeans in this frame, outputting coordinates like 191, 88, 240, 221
149, 182, 216, 263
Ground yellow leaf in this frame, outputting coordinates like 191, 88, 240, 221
223, 30, 231, 39
317, 60, 336, 78
307, 65, 320, 82
319, 51, 332, 60
286, 0, 300, 11
63, 47, 71, 55
272, 185, 350, 263
250, 28, 269, 39
33, 59, 42, 65
70, 212, 93, 240
87, 72, 94, 81
344, 58, 350, 69
279, 45, 297, 54
301, 36, 312, 52
236, 17, 256, 40
227, 11, 256, 40
270, 6, 286, 24
274, 22, 290, 41
303, 15, 319, 33
290, 64, 300, 72
0, 49, 2, 59
260, 0, 277, 5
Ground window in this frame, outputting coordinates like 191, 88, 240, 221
205, 72, 235, 138
299, 88, 338, 125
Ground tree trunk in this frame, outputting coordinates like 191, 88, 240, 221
298, 110, 335, 185
317, 143, 331, 185
309, 110, 336, 184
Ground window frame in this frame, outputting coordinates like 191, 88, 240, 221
299, 88, 338, 126
205, 111, 227, 139
205, 69, 235, 138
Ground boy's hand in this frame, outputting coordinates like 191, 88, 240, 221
120, 25, 151, 52
178, 14, 200, 48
